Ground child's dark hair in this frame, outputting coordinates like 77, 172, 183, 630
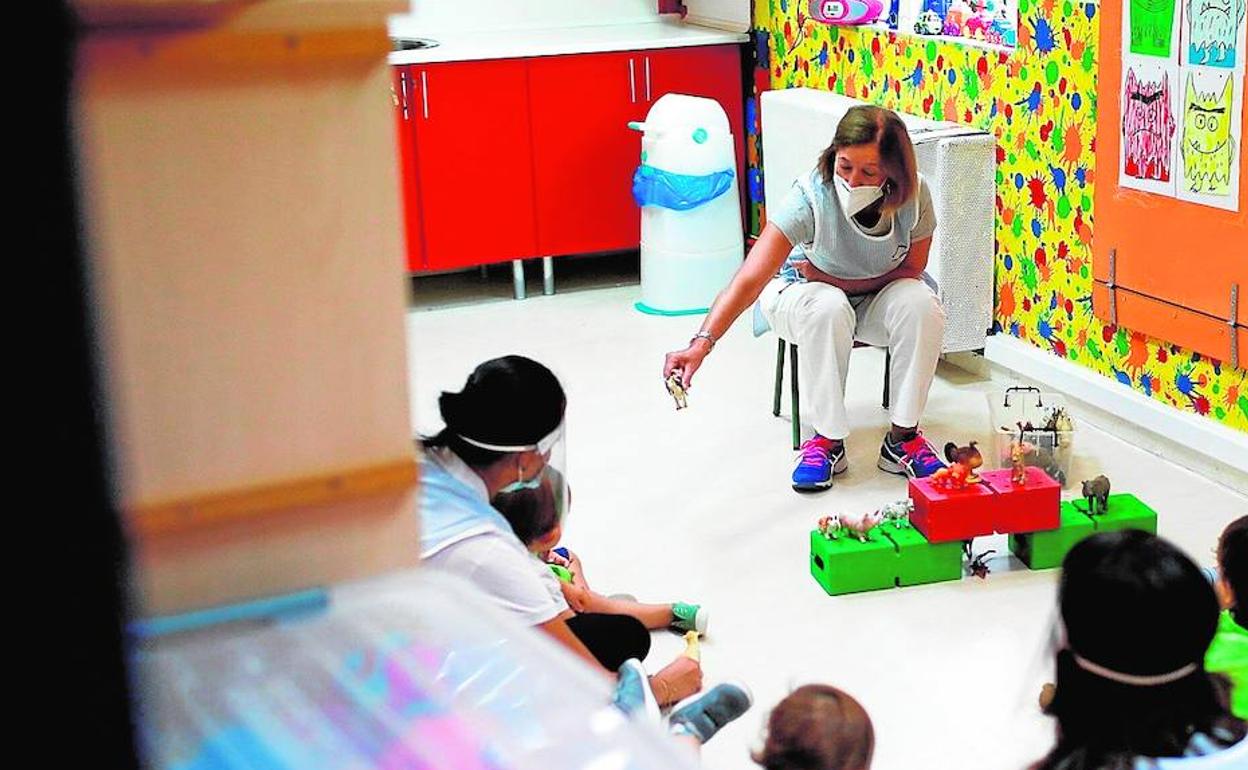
422, 355, 566, 468
491, 472, 561, 547
752, 684, 874, 770
1219, 515, 1248, 627
1033, 530, 1245, 770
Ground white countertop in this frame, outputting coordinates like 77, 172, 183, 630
387, 18, 748, 66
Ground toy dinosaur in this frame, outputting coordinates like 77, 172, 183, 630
880, 498, 914, 528
665, 372, 688, 410
1080, 475, 1111, 515
817, 514, 843, 540
840, 510, 883, 543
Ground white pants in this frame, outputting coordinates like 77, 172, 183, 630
760, 277, 945, 440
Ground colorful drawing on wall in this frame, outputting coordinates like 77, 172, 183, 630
907, 0, 1017, 47
1119, 57, 1180, 195
1126, 0, 1181, 58
1176, 67, 1243, 209
1182, 0, 1247, 68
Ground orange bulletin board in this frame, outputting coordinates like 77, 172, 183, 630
1093, 0, 1248, 368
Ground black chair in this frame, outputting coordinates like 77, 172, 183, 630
773, 339, 891, 450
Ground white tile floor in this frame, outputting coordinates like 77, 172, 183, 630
406, 282, 1247, 770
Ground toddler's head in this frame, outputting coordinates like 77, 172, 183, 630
1217, 515, 1248, 626
753, 684, 874, 770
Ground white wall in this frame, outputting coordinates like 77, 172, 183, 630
389, 0, 658, 34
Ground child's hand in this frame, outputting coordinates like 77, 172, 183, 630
650, 656, 702, 706
560, 581, 591, 613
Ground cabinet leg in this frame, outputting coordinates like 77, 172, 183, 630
542, 257, 554, 296
512, 260, 526, 300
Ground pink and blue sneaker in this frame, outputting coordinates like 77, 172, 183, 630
791, 434, 848, 491
878, 431, 947, 478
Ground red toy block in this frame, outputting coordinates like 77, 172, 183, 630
981, 467, 1061, 535
908, 477, 996, 543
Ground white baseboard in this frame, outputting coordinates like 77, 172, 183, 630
982, 334, 1248, 483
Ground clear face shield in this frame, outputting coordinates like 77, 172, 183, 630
460, 422, 569, 523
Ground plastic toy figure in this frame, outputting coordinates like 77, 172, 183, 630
965, 541, 996, 579
665, 372, 688, 410
1010, 440, 1027, 485
683, 630, 701, 661
1081, 475, 1111, 515
817, 514, 843, 540
880, 498, 914, 528
929, 441, 983, 488
840, 510, 883, 542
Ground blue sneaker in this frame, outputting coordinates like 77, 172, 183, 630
878, 431, 947, 478
668, 681, 753, 744
613, 659, 659, 721
792, 434, 848, 491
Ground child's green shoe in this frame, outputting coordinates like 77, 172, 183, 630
671, 602, 709, 636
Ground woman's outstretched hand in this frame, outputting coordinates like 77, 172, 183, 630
663, 338, 712, 390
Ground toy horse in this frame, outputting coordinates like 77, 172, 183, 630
1081, 475, 1111, 515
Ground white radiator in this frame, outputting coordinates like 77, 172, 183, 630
760, 88, 995, 353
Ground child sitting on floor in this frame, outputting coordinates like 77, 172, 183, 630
752, 684, 875, 770
492, 477, 708, 637
1207, 515, 1248, 719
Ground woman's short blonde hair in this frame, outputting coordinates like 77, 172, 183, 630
818, 105, 918, 214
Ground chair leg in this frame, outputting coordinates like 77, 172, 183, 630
883, 348, 891, 410
790, 343, 801, 450
773, 338, 785, 417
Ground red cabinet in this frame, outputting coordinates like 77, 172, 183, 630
394, 45, 744, 273
396, 59, 537, 270
529, 51, 643, 256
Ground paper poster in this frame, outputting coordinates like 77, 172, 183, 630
1125, 0, 1183, 58
907, 0, 1018, 47
1119, 56, 1182, 195
1181, 0, 1247, 69
1175, 67, 1243, 210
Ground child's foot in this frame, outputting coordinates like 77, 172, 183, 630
792, 434, 848, 491
668, 681, 753, 744
671, 602, 709, 636
613, 659, 660, 721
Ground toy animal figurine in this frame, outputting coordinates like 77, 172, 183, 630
1081, 475, 1111, 515
665, 372, 688, 410
880, 498, 914, 528
682, 630, 701, 661
964, 541, 996, 579
1010, 440, 1027, 485
1044, 406, 1073, 433
839, 510, 883, 543
817, 514, 843, 540
930, 441, 983, 488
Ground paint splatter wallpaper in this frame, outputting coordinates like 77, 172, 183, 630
751, 0, 1247, 431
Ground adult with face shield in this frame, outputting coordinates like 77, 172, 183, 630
420, 355, 702, 706
663, 105, 948, 492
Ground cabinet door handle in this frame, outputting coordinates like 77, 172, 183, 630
420, 70, 429, 119
628, 58, 636, 104
644, 56, 651, 102
399, 70, 410, 120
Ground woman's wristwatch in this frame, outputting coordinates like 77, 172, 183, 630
690, 330, 716, 350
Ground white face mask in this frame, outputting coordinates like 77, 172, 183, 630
834, 174, 885, 217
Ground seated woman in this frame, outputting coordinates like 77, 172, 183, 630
1032, 530, 1247, 769
419, 355, 700, 706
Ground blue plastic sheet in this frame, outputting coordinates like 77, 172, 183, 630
632, 165, 735, 211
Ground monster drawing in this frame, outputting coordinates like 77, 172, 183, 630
1129, 0, 1178, 56
1187, 0, 1246, 67
1122, 68, 1176, 182
1181, 73, 1236, 195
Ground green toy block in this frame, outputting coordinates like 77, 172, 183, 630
887, 525, 963, 586
1008, 502, 1095, 570
809, 528, 896, 595
1087, 493, 1158, 535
